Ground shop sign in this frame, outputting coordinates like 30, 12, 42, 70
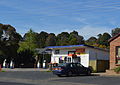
76, 48, 85, 55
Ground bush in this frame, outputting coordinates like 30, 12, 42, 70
114, 66, 120, 73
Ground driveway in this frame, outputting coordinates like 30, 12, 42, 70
0, 71, 120, 85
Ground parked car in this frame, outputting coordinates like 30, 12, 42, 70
52, 63, 92, 77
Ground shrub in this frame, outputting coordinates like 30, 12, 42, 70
114, 66, 120, 73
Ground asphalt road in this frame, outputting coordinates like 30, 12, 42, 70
0, 71, 120, 85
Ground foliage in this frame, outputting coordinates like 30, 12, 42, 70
69, 31, 85, 45
45, 33, 56, 46
18, 29, 38, 52
0, 24, 22, 63
56, 32, 70, 46
15, 49, 35, 68
112, 28, 120, 37
96, 33, 111, 48
85, 37, 97, 45
37, 31, 48, 48
114, 66, 120, 73
0, 55, 5, 64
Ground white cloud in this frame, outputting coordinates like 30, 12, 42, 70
77, 26, 111, 40
62, 25, 112, 40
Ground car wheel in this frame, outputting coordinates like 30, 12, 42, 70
57, 74, 62, 77
67, 71, 72, 77
87, 70, 91, 75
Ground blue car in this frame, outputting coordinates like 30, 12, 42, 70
52, 63, 92, 77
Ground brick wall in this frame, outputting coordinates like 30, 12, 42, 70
110, 36, 120, 69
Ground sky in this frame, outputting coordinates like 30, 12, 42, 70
0, 0, 120, 39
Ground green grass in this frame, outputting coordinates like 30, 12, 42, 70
46, 70, 52, 72
0, 70, 6, 72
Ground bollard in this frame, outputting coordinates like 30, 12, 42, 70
0, 64, 2, 71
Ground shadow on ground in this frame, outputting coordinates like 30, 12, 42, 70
0, 82, 34, 85
55, 74, 100, 77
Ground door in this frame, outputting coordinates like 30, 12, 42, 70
68, 63, 77, 74
76, 63, 86, 74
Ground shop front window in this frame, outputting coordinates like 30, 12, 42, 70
116, 46, 120, 64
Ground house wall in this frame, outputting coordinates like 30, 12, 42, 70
88, 48, 109, 60
110, 36, 120, 69
88, 48, 109, 72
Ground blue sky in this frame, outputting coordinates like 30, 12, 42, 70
0, 0, 120, 39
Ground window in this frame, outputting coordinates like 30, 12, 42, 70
54, 50, 59, 54
68, 58, 71, 63
76, 63, 83, 67
116, 46, 120, 64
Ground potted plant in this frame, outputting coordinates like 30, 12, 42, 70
114, 66, 120, 74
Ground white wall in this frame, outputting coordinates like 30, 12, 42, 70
88, 48, 109, 60
80, 54, 89, 67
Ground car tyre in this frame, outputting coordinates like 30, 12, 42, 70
57, 74, 62, 77
87, 70, 91, 75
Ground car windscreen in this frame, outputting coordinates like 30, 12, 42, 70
58, 63, 68, 67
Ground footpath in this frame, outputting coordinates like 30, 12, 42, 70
92, 72, 120, 77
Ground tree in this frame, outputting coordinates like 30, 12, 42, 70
18, 29, 38, 52
56, 32, 70, 46
45, 33, 56, 46
97, 33, 111, 48
15, 49, 35, 68
37, 31, 48, 48
86, 36, 97, 45
112, 28, 120, 37
0, 24, 22, 64
69, 31, 85, 45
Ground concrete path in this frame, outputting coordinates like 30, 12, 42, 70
92, 72, 120, 77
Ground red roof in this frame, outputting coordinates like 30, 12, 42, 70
109, 33, 120, 42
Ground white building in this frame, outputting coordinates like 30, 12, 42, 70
46, 44, 109, 72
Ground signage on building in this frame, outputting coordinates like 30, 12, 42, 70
76, 48, 85, 55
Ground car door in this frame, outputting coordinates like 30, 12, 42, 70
68, 63, 76, 74
72, 63, 78, 74
77, 63, 86, 74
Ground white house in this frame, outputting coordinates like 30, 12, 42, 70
46, 44, 109, 72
